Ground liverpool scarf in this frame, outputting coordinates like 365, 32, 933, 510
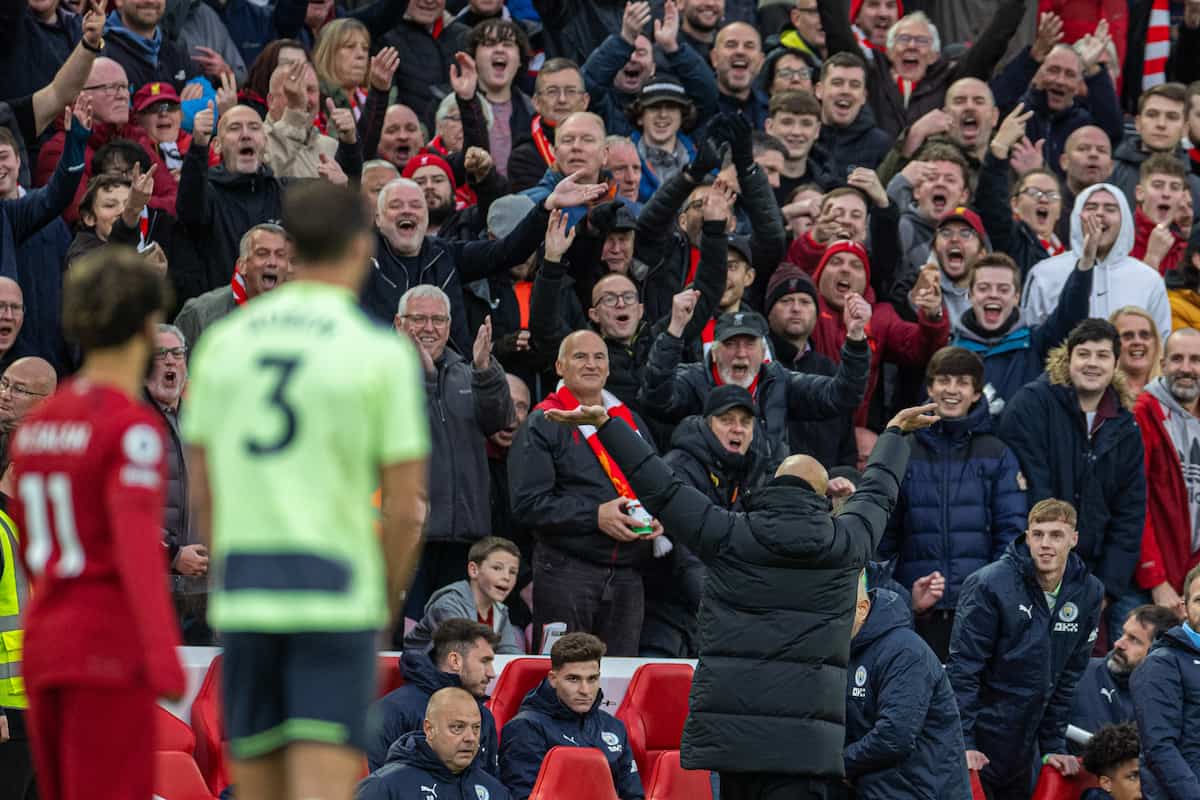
532, 115, 555, 168
552, 383, 640, 500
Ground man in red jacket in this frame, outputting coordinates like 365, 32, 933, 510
1130, 153, 1190, 274
11, 248, 184, 800
1134, 327, 1200, 621
34, 57, 177, 224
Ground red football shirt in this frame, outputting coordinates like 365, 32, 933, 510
11, 379, 184, 696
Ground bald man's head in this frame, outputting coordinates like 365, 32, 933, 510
0, 357, 56, 429
556, 329, 609, 400
424, 687, 482, 774
775, 453, 829, 497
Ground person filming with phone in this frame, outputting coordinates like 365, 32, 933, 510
543, 395, 939, 799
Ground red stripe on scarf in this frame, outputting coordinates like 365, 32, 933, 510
710, 357, 760, 398
552, 385, 639, 499
531, 115, 555, 168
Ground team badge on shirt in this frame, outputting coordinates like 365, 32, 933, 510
475, 786, 490, 800
120, 424, 162, 488
852, 666, 868, 697
602, 731, 622, 753
1054, 602, 1081, 633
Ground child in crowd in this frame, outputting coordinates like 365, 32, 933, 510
404, 537, 526, 654
1081, 722, 1142, 800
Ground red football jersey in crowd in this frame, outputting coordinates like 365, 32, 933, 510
11, 379, 184, 696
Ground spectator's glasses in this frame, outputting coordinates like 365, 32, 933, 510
441, 113, 462, 123
84, 82, 132, 96
0, 302, 23, 316
537, 86, 583, 100
936, 227, 978, 242
776, 67, 812, 80
154, 347, 187, 360
893, 34, 932, 48
595, 291, 639, 308
0, 378, 46, 398
143, 102, 180, 115
402, 314, 451, 328
1017, 187, 1062, 202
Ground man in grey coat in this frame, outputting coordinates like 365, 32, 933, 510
395, 284, 515, 631
543, 400, 938, 799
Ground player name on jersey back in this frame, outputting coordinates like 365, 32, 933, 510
14, 421, 92, 455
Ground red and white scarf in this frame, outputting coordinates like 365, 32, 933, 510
1142, 0, 1170, 91
531, 115, 555, 169
895, 75, 918, 108
231, 272, 248, 305
1039, 235, 1065, 256
552, 383, 641, 500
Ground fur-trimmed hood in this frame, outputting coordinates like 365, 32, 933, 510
1043, 343, 1136, 409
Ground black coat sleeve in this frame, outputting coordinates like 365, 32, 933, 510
453, 205, 551, 283
785, 338, 871, 420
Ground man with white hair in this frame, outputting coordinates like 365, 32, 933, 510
393, 284, 514, 627
819, 2, 1026, 138
366, 174, 608, 352
174, 223, 291, 350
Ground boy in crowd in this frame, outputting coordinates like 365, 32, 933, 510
1080, 723, 1143, 800
404, 537, 526, 654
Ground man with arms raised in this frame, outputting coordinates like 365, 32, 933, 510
948, 499, 1105, 800
183, 184, 429, 800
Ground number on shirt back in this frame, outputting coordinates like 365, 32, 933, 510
245, 355, 302, 455
19, 472, 84, 578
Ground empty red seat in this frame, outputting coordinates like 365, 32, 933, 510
615, 663, 693, 780
970, 768, 986, 800
376, 654, 404, 697
645, 750, 711, 800
154, 750, 216, 800
529, 746, 620, 800
1031, 759, 1099, 800
190, 655, 230, 796
155, 706, 196, 754
486, 657, 551, 740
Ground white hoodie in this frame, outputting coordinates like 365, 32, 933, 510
1021, 183, 1171, 342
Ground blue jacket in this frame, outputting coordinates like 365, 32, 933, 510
630, 130, 696, 204
580, 34, 719, 138
997, 367, 1145, 599
366, 652, 500, 777
1069, 657, 1134, 754
1131, 625, 1200, 800
947, 537, 1104, 787
357, 732, 512, 800
519, 169, 639, 231
499, 678, 642, 800
878, 401, 1026, 610
845, 589, 972, 800
951, 264, 1093, 411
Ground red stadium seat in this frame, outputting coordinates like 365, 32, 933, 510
155, 706, 196, 754
190, 655, 230, 796
970, 768, 986, 800
486, 657, 550, 740
615, 663, 693, 780
644, 750, 711, 800
376, 654, 404, 697
528, 746, 620, 800
154, 750, 217, 800
1030, 759, 1099, 800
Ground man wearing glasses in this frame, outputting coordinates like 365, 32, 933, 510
0, 356, 57, 496
507, 59, 591, 192
392, 285, 514, 634
144, 324, 211, 643
35, 57, 177, 225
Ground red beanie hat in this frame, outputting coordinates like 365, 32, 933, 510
813, 240, 871, 290
402, 152, 457, 194
849, 0, 904, 25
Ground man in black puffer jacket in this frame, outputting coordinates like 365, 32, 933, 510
541, 399, 937, 796
947, 500, 1105, 800
845, 582, 971, 800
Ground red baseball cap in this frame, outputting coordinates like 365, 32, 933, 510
132, 82, 182, 113
937, 206, 987, 240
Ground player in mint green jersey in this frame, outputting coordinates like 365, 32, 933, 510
182, 182, 429, 800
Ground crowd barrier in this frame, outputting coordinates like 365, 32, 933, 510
161, 647, 698, 723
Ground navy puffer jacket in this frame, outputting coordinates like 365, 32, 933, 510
878, 401, 1026, 610
845, 589, 971, 799
1131, 625, 1200, 800
947, 537, 1103, 789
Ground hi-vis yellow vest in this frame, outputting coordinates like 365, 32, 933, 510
0, 509, 27, 710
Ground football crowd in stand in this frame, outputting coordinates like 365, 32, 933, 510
2, 0, 1200, 796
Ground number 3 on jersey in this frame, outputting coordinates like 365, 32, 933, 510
19, 473, 84, 578
247, 355, 302, 455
